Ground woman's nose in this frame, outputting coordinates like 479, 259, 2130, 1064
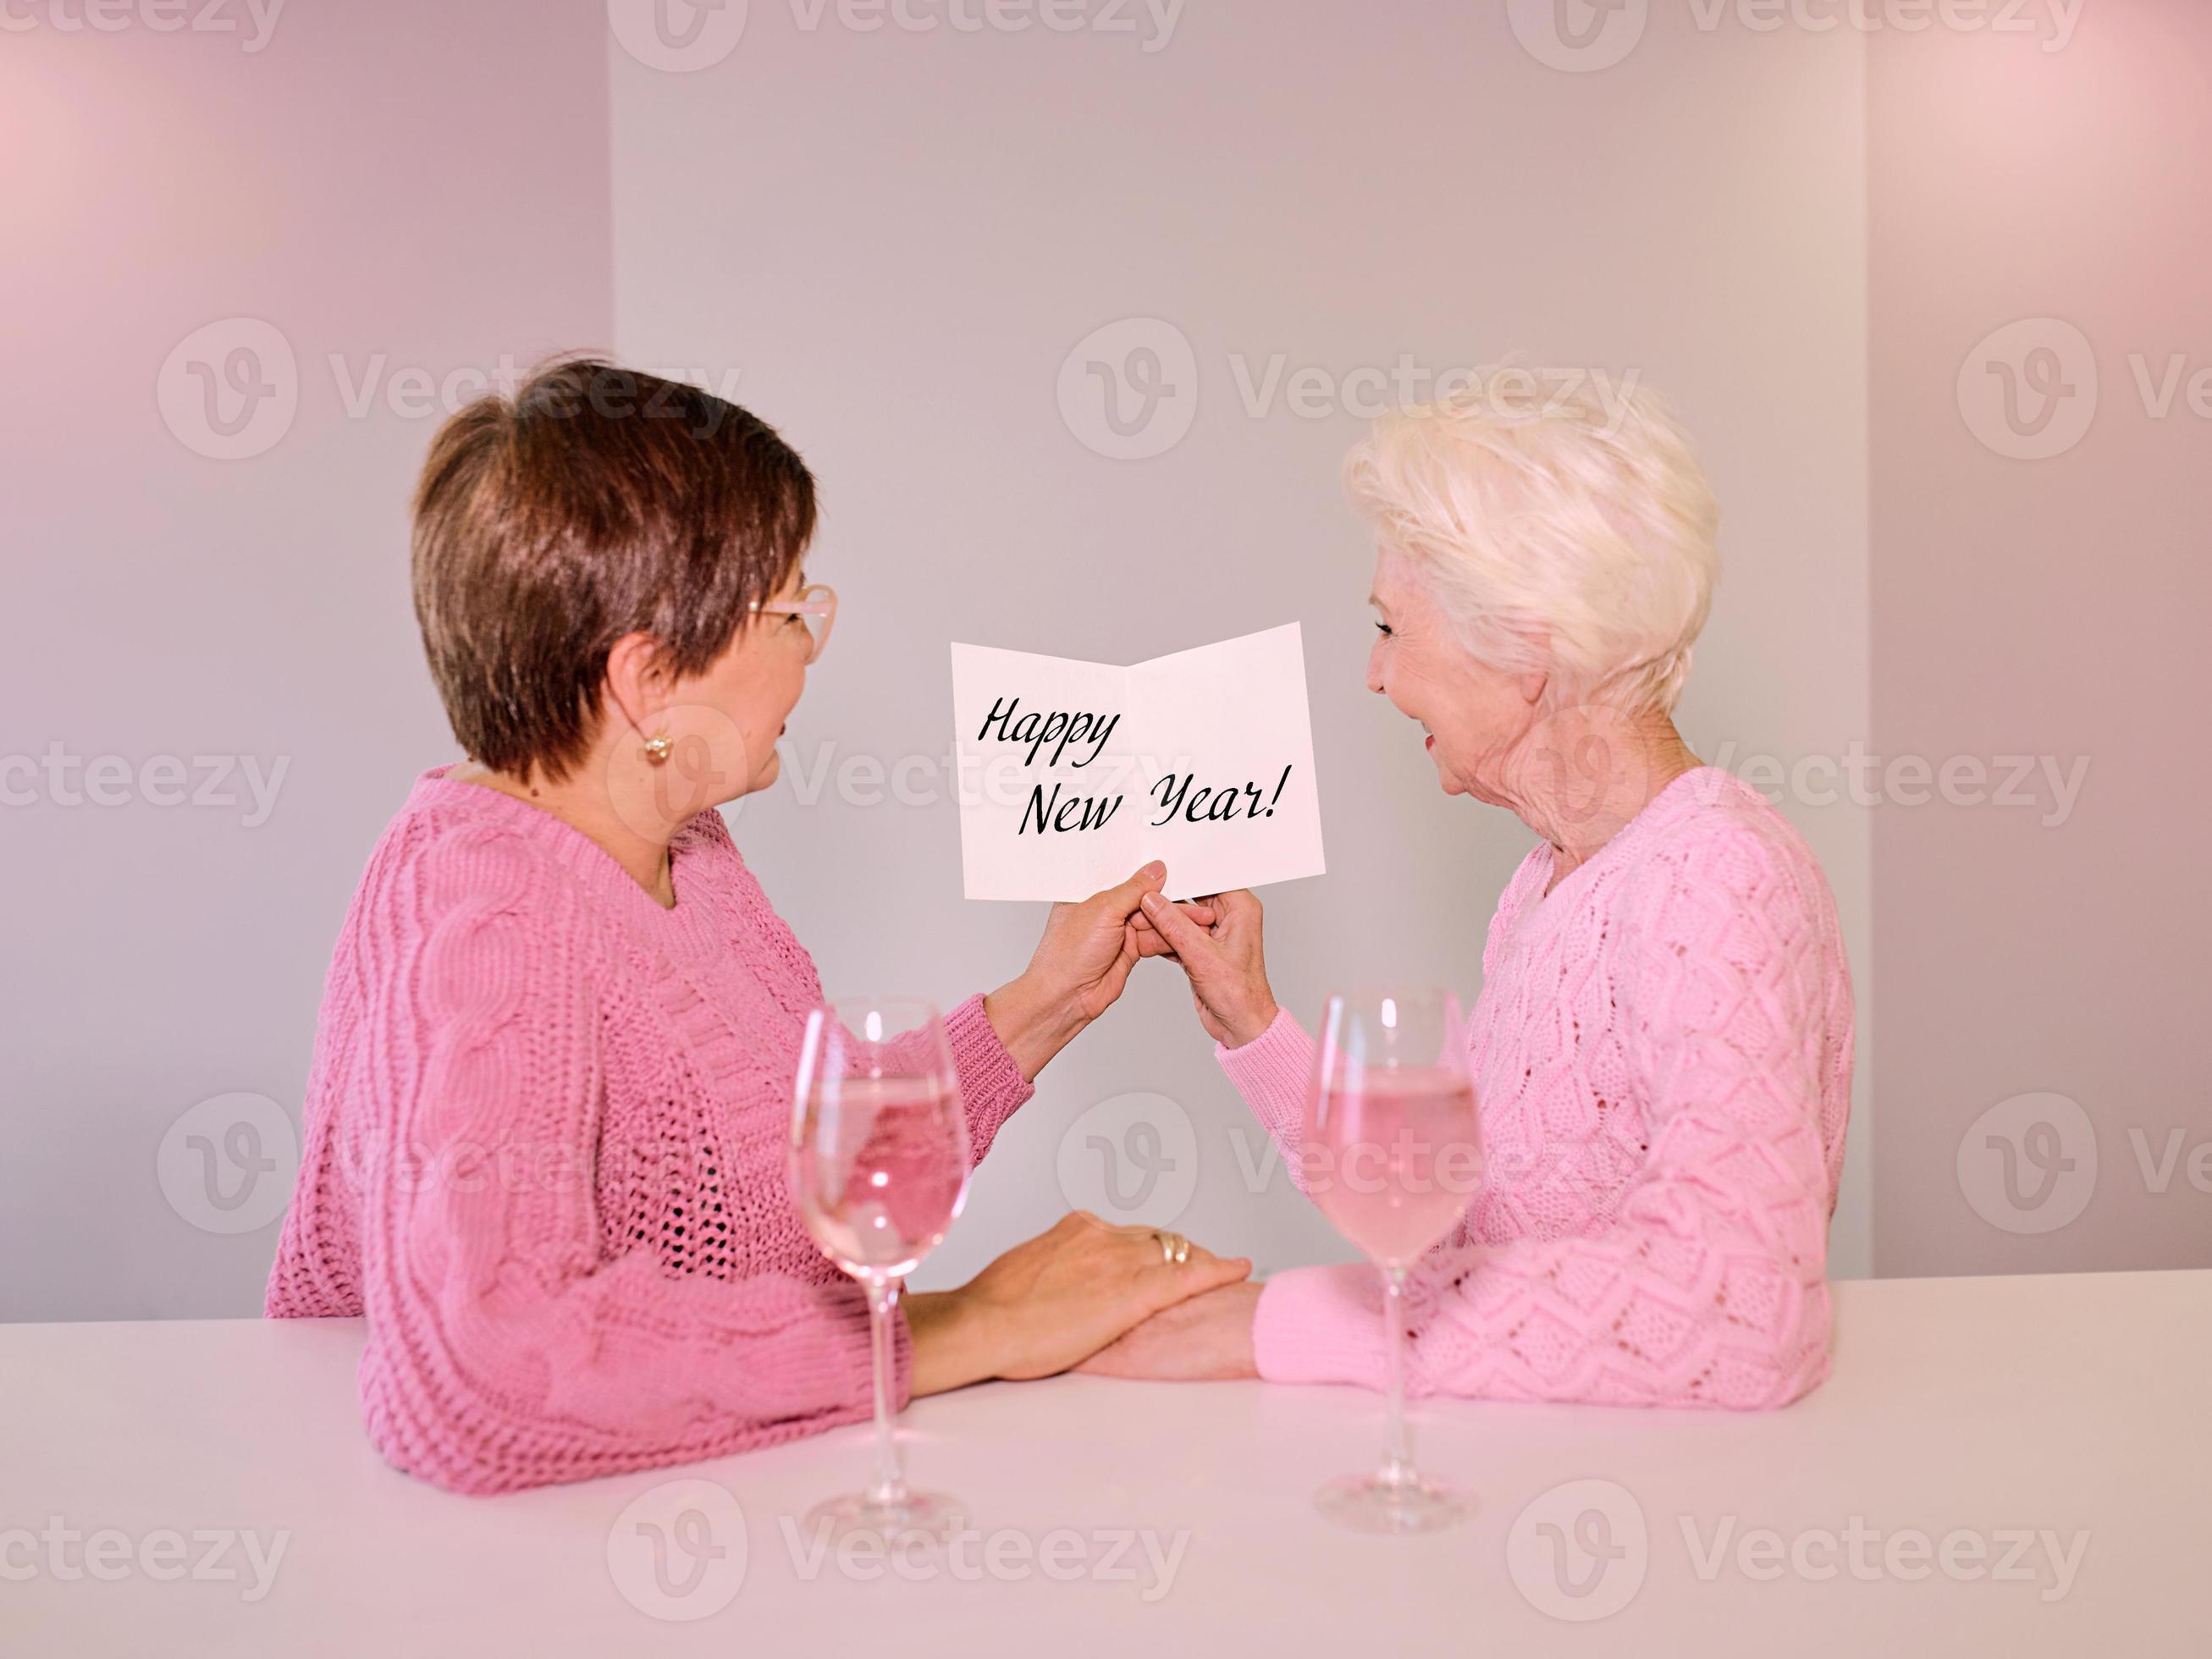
1365, 637, 1387, 695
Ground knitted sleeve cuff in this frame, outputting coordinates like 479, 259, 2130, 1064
1252, 1263, 1390, 1391
945, 991, 1034, 1166
1215, 1006, 1316, 1143
778, 1273, 917, 1415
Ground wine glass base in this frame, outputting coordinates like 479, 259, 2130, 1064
1314, 1469, 1470, 1535
803, 1490, 965, 1550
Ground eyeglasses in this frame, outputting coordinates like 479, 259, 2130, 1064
751, 583, 838, 664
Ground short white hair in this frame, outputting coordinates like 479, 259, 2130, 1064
1343, 367, 1719, 717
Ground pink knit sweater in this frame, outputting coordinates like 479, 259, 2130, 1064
1224, 768, 1855, 1409
265, 768, 1033, 1494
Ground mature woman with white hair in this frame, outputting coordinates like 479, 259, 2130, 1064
1094, 372, 1856, 1410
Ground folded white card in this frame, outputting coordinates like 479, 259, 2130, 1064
951, 624, 1326, 901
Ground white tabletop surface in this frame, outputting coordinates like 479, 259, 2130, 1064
3, 1270, 2206, 1657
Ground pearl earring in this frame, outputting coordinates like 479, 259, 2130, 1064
643, 735, 673, 765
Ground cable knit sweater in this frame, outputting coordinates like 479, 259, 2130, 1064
264, 767, 1033, 1494
1223, 768, 1854, 1410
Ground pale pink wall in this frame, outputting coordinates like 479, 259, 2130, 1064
0, 0, 612, 1317
14, 0, 2204, 1320
609, 3, 1876, 1286
1870, 4, 2212, 1273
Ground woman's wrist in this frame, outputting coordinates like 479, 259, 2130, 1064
983, 972, 1089, 1081
1220, 994, 1281, 1050
904, 1287, 1002, 1397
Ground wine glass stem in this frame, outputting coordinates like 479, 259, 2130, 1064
1380, 1263, 1412, 1485
865, 1276, 907, 1510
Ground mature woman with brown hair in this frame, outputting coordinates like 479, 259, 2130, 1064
265, 361, 1247, 1494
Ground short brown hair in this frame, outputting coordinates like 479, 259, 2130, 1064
411, 358, 816, 782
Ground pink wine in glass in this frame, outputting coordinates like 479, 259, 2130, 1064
790, 999, 972, 1546
1310, 1066, 1481, 1268
1305, 989, 1483, 1535
798, 1076, 968, 1280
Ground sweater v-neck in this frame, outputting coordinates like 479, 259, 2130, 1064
409, 765, 726, 959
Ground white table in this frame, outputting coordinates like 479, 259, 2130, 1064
4, 1270, 2205, 1657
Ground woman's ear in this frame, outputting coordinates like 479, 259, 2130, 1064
1518, 669, 1549, 708
602, 631, 671, 736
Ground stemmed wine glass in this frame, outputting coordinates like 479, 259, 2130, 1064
1305, 987, 1483, 1534
790, 996, 971, 1545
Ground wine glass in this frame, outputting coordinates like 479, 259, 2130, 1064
790, 996, 971, 1545
1305, 987, 1482, 1534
